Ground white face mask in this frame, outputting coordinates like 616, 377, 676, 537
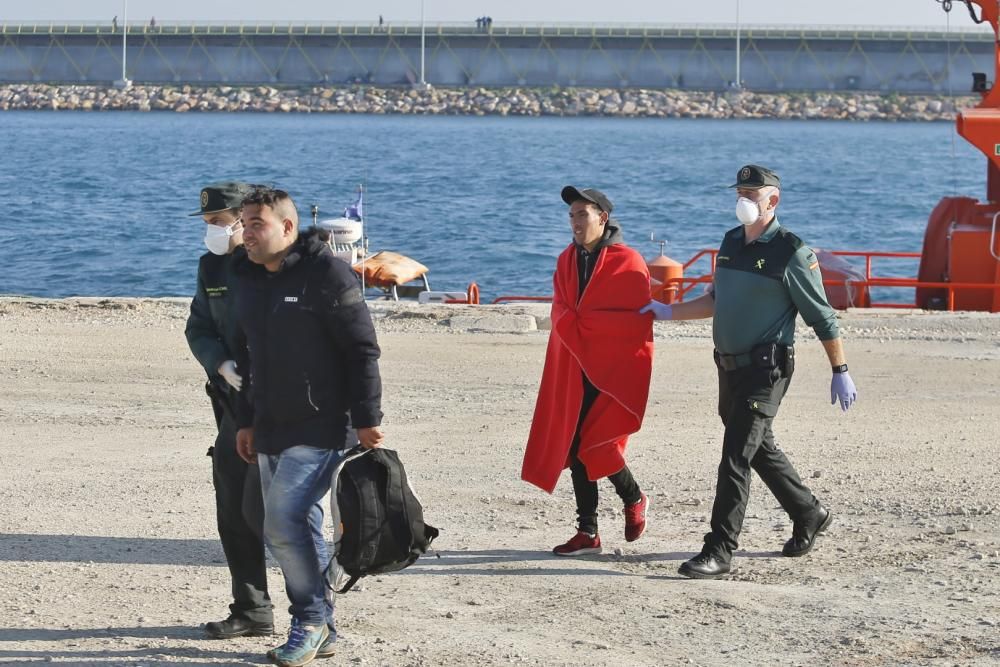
203, 220, 241, 255
735, 197, 762, 226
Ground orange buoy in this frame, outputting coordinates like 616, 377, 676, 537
466, 281, 480, 305
647, 253, 683, 304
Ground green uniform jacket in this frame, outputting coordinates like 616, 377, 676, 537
712, 218, 839, 355
184, 247, 247, 413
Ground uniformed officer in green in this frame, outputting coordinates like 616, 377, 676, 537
184, 182, 274, 636
641, 164, 858, 579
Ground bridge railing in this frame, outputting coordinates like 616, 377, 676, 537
0, 21, 993, 41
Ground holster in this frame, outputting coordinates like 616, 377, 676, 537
205, 379, 237, 428
750, 342, 795, 377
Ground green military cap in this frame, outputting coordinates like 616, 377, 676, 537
189, 181, 251, 216
729, 164, 781, 189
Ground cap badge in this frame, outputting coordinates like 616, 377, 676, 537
200, 190, 209, 208
740, 167, 751, 181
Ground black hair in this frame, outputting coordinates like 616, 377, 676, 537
241, 185, 293, 209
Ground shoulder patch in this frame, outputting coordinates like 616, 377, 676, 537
775, 226, 804, 251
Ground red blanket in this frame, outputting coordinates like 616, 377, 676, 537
521, 243, 654, 493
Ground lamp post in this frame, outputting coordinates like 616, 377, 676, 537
735, 0, 741, 89
419, 0, 426, 87
116, 0, 132, 88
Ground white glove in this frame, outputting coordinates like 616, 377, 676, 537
218, 360, 243, 391
639, 300, 673, 320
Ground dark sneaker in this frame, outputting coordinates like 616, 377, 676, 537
678, 552, 731, 579
204, 615, 273, 639
783, 507, 832, 557
624, 493, 649, 542
553, 531, 602, 556
267, 622, 329, 667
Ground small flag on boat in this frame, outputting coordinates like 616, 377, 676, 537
344, 189, 363, 221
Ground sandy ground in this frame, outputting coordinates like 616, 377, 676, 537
0, 296, 998, 667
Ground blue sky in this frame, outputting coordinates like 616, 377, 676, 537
0, 1, 982, 28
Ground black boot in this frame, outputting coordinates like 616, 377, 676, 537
678, 552, 731, 579
783, 506, 832, 557
204, 615, 274, 639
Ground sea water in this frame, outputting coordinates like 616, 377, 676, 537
0, 112, 984, 300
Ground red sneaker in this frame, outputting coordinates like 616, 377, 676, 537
553, 531, 602, 556
624, 493, 649, 542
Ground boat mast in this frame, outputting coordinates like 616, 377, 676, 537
359, 184, 366, 293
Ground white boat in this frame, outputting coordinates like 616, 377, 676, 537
312, 187, 453, 301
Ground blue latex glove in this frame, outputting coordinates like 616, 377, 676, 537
639, 300, 673, 320
830, 371, 857, 412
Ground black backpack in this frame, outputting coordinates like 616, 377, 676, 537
328, 447, 439, 593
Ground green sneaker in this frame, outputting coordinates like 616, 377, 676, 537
267, 621, 329, 667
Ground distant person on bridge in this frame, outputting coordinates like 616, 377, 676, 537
184, 181, 274, 640
522, 186, 653, 557
112, 16, 118, 32
641, 164, 857, 579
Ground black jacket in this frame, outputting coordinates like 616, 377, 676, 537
575, 220, 624, 299
234, 229, 382, 455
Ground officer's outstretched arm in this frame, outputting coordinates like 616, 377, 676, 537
669, 293, 715, 320
640, 285, 715, 321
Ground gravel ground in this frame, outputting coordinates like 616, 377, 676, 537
0, 297, 998, 666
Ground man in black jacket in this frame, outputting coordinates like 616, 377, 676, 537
183, 181, 273, 639
234, 186, 384, 667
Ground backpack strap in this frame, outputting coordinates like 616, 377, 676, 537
325, 557, 364, 595
337, 574, 363, 594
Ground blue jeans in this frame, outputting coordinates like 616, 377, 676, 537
259, 445, 341, 631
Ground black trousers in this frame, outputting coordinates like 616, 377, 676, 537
569, 377, 642, 535
705, 363, 820, 560
212, 411, 272, 623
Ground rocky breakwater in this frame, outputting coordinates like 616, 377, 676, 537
0, 83, 972, 121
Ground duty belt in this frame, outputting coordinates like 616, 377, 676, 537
714, 342, 793, 372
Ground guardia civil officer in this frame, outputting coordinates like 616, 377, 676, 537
641, 165, 858, 579
184, 182, 273, 637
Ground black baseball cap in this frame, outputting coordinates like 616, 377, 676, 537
189, 181, 252, 216
561, 185, 613, 214
729, 164, 781, 189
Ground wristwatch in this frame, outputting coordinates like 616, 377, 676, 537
832, 364, 849, 374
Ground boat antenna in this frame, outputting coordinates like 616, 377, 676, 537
310, 204, 319, 227
650, 231, 668, 257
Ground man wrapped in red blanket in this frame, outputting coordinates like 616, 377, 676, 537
522, 186, 655, 556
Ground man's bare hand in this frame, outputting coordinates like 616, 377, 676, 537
236, 427, 257, 464
357, 426, 385, 449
